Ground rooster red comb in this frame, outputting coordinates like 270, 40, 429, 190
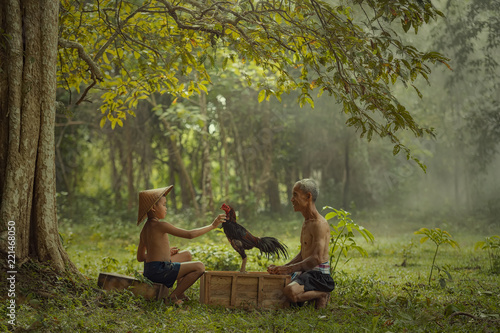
221, 203, 231, 213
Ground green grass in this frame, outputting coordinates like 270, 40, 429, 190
3, 212, 500, 332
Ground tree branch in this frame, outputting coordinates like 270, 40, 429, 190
75, 79, 97, 105
58, 38, 104, 81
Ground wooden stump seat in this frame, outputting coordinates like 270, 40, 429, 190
97, 272, 168, 300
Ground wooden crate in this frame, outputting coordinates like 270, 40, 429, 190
97, 272, 169, 300
199, 271, 290, 309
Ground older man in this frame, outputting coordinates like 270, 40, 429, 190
268, 179, 334, 309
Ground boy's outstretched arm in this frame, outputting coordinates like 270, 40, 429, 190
159, 214, 226, 239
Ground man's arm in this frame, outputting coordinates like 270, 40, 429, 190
267, 250, 302, 273
286, 251, 303, 266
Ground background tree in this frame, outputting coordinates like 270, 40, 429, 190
0, 0, 75, 271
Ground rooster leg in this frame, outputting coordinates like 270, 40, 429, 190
231, 239, 248, 273
239, 257, 247, 273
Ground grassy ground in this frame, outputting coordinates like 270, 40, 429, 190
2, 211, 500, 332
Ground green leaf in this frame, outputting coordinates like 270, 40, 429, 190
258, 90, 266, 103
420, 236, 429, 244
393, 145, 401, 155
325, 211, 337, 221
103, 52, 110, 64
414, 228, 427, 235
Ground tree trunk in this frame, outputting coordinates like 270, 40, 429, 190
267, 174, 281, 214
342, 137, 350, 209
225, 97, 249, 200
168, 159, 178, 212
217, 107, 229, 199
162, 119, 200, 214
200, 92, 213, 213
254, 101, 274, 211
109, 136, 122, 204
0, 0, 76, 272
125, 122, 135, 211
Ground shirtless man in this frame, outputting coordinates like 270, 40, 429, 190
136, 186, 225, 304
268, 179, 334, 309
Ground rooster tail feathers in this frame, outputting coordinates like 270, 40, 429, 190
257, 237, 288, 259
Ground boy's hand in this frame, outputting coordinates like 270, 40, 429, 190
212, 214, 226, 228
170, 247, 179, 256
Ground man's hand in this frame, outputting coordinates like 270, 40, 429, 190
212, 214, 226, 228
267, 264, 292, 275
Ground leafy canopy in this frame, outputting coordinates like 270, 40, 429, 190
58, 0, 449, 165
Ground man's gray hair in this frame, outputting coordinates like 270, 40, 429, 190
295, 179, 319, 202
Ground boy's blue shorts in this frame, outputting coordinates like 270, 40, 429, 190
143, 261, 181, 288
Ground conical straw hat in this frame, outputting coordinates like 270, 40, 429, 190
137, 185, 173, 225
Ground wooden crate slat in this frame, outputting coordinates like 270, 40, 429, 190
200, 271, 290, 309
199, 274, 206, 304
230, 275, 238, 306
257, 276, 264, 305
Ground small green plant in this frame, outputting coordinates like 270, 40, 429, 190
324, 206, 374, 275
400, 238, 416, 267
101, 256, 120, 272
414, 228, 459, 286
435, 264, 453, 288
189, 244, 240, 271
474, 235, 500, 273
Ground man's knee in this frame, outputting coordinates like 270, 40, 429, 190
283, 283, 300, 303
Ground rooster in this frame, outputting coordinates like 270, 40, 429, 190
220, 203, 288, 272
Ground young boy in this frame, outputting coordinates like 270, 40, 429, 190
136, 185, 225, 304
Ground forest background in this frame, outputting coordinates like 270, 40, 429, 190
54, 0, 499, 232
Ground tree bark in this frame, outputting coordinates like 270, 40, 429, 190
200, 92, 214, 213
0, 0, 76, 272
254, 101, 275, 211
267, 174, 281, 214
342, 137, 350, 209
162, 119, 200, 214
109, 136, 123, 204
217, 106, 229, 199
125, 122, 135, 211
225, 97, 249, 200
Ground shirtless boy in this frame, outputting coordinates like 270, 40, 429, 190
136, 186, 225, 304
268, 179, 335, 309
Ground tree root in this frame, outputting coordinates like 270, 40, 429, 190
449, 311, 500, 328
